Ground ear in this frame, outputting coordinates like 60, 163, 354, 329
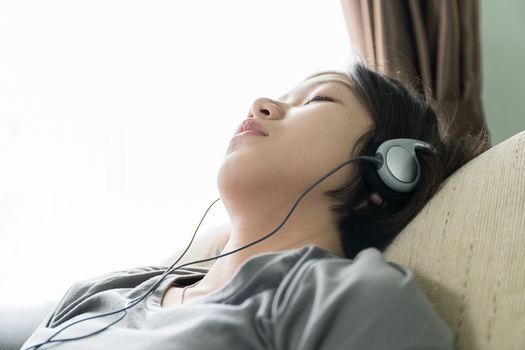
369, 192, 385, 207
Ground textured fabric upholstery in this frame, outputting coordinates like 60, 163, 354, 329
383, 129, 525, 349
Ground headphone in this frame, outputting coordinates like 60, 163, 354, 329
23, 138, 437, 350
362, 138, 437, 202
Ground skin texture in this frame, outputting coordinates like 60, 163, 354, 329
172, 72, 385, 304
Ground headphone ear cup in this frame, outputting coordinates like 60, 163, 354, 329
362, 140, 411, 203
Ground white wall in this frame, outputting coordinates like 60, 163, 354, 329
481, 0, 525, 145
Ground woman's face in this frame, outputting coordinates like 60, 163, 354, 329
218, 71, 374, 208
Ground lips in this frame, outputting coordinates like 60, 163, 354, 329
235, 120, 269, 136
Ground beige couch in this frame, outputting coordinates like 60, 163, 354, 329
382, 129, 525, 349
3, 130, 524, 350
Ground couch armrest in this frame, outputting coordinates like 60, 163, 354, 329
0, 300, 58, 350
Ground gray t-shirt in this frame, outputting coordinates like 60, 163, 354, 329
22, 244, 455, 350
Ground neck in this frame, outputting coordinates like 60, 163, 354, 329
198, 171, 346, 297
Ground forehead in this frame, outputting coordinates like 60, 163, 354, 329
303, 70, 350, 82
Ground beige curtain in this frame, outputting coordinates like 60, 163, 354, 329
340, 0, 491, 144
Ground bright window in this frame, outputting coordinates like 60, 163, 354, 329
0, 0, 354, 304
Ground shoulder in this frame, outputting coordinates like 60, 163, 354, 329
275, 245, 443, 329
273, 247, 455, 349
274, 246, 411, 313
66, 265, 168, 296
304, 246, 412, 289
48, 265, 169, 328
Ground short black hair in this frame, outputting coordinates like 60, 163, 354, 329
322, 61, 491, 259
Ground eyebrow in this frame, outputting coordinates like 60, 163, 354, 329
278, 77, 357, 102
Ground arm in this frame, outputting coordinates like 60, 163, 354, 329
160, 222, 231, 267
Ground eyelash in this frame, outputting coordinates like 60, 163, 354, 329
304, 95, 335, 104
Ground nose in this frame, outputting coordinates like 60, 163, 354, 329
248, 97, 284, 120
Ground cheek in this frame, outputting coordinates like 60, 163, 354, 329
270, 116, 359, 166
285, 126, 351, 168
287, 118, 342, 142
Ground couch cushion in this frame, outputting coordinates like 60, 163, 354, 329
0, 300, 58, 350
383, 129, 525, 349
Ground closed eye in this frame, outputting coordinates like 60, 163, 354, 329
304, 95, 335, 105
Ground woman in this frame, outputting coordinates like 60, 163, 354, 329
22, 62, 490, 350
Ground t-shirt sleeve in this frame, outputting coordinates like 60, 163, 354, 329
271, 248, 455, 350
